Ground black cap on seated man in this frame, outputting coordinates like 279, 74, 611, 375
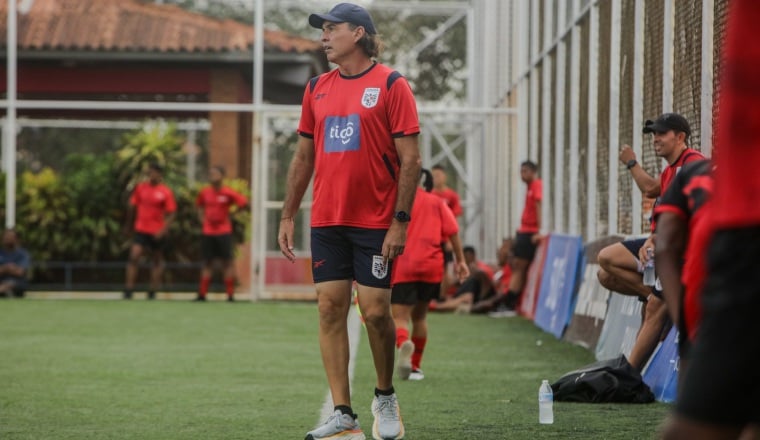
642, 113, 691, 140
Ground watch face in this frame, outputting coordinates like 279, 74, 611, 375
395, 211, 411, 222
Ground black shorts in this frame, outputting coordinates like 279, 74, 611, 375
201, 234, 233, 261
621, 237, 664, 299
675, 226, 760, 426
134, 232, 166, 252
311, 226, 392, 288
391, 282, 439, 305
513, 232, 538, 260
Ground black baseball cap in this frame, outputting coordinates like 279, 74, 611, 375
642, 112, 691, 138
309, 3, 377, 35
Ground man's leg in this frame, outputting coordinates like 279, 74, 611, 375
197, 260, 213, 301
148, 250, 164, 300
597, 241, 651, 298
409, 301, 429, 374
391, 302, 414, 380
124, 242, 144, 299
357, 284, 396, 392
222, 259, 236, 301
316, 280, 354, 408
628, 295, 668, 370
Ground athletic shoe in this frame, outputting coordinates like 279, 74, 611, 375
123, 290, 133, 300
454, 303, 471, 314
227, 296, 235, 302
147, 291, 156, 300
371, 394, 404, 440
193, 295, 206, 302
408, 369, 425, 381
488, 304, 517, 318
305, 410, 365, 440
396, 340, 414, 380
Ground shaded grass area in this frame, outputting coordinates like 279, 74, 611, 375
0, 300, 669, 439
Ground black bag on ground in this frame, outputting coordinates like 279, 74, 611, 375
550, 355, 655, 403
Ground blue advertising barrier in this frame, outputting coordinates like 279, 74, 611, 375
534, 234, 585, 339
642, 327, 680, 403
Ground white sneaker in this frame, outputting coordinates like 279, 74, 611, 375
396, 340, 414, 380
488, 305, 518, 318
371, 393, 404, 440
408, 369, 425, 381
305, 410, 365, 440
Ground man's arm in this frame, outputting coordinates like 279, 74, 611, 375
278, 136, 315, 262
620, 145, 661, 198
448, 232, 470, 283
382, 135, 421, 263
158, 212, 176, 238
533, 198, 543, 243
654, 212, 687, 326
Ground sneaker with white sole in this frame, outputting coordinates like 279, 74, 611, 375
305, 410, 365, 440
488, 304, 518, 318
371, 393, 404, 440
396, 340, 414, 380
408, 369, 424, 381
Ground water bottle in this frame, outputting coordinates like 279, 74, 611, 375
539, 379, 554, 424
643, 247, 656, 286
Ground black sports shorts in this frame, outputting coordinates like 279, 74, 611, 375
201, 233, 233, 261
391, 282, 439, 305
134, 232, 166, 252
675, 226, 760, 426
513, 232, 538, 260
311, 226, 392, 289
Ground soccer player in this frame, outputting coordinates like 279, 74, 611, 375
391, 169, 469, 381
124, 162, 176, 300
430, 164, 464, 301
596, 113, 704, 370
653, 159, 712, 373
277, 3, 421, 440
484, 160, 543, 316
663, 1, 760, 438
195, 166, 248, 302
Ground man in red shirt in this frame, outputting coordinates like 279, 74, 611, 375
429, 245, 492, 313
391, 169, 469, 381
195, 166, 248, 302
430, 164, 463, 301
124, 162, 176, 300
277, 4, 420, 439
653, 159, 712, 367
482, 160, 543, 316
596, 113, 704, 370
664, 2, 760, 437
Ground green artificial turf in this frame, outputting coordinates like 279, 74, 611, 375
0, 300, 669, 439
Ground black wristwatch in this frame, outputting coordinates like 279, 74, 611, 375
394, 211, 411, 223
626, 159, 638, 170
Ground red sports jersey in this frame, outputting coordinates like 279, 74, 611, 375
496, 263, 513, 294
654, 159, 713, 341
196, 186, 247, 235
432, 188, 463, 217
652, 147, 705, 231
475, 260, 495, 283
391, 188, 459, 284
298, 63, 420, 229
518, 179, 543, 233
130, 182, 176, 235
711, 0, 760, 227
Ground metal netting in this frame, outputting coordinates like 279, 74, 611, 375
617, 0, 636, 235
578, 14, 590, 237
673, 0, 703, 151
713, 0, 730, 148
596, 0, 612, 237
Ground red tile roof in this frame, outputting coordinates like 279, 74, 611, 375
0, 0, 321, 54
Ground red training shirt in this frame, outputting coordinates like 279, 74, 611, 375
654, 160, 713, 341
298, 63, 420, 229
711, 0, 760, 227
196, 186, 248, 235
432, 188, 463, 217
392, 188, 459, 285
518, 179, 543, 233
130, 181, 176, 235
652, 147, 705, 231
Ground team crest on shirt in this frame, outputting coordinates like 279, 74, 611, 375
361, 87, 381, 109
371, 255, 388, 279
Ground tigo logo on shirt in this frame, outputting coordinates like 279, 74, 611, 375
324, 114, 360, 153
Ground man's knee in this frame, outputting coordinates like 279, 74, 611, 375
597, 245, 617, 270
597, 267, 614, 289
317, 295, 350, 325
362, 307, 392, 330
